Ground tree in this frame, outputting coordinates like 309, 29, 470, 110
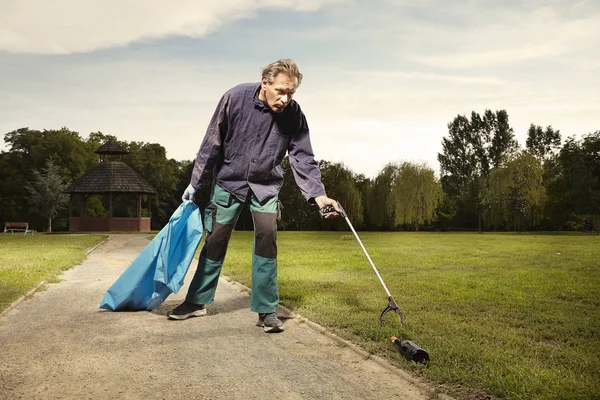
353, 173, 371, 230
484, 166, 510, 230
2, 127, 96, 230
435, 191, 458, 231
24, 159, 71, 233
438, 110, 519, 231
526, 124, 561, 162
391, 162, 442, 230
484, 152, 546, 231
318, 161, 363, 230
0, 152, 23, 224
524, 124, 562, 230
125, 141, 180, 229
366, 163, 398, 230
86, 131, 119, 149
488, 110, 519, 169
438, 114, 477, 198
5, 127, 97, 181
506, 153, 546, 231
557, 132, 600, 233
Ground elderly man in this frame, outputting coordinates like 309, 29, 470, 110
168, 59, 339, 333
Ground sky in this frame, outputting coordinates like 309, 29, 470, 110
1, 0, 599, 178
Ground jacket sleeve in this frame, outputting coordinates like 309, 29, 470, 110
190, 94, 229, 189
288, 112, 327, 203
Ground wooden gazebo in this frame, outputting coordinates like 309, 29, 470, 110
65, 142, 157, 232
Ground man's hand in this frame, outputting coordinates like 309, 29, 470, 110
314, 195, 340, 219
182, 183, 196, 201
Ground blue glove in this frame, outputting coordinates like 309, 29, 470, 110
182, 183, 196, 201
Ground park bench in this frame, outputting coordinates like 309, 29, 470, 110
3, 222, 35, 236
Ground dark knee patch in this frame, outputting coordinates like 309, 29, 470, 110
252, 212, 277, 259
204, 221, 235, 261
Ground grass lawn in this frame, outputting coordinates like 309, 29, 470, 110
0, 234, 107, 312
1, 231, 597, 399
222, 231, 600, 400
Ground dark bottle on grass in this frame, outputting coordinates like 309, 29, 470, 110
390, 336, 429, 365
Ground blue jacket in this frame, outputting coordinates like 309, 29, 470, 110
190, 82, 327, 203
99, 201, 203, 311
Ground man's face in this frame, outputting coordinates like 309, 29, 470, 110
260, 73, 297, 113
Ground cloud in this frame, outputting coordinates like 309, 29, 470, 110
408, 4, 600, 68
0, 0, 343, 54
343, 70, 506, 86
1, 0, 598, 179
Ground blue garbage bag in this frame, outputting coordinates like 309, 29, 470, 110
99, 201, 203, 311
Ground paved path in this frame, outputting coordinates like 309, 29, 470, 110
0, 234, 443, 399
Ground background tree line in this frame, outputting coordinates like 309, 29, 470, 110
0, 114, 598, 233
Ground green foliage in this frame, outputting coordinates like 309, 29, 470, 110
319, 161, 364, 230
526, 124, 562, 162
434, 192, 457, 230
506, 154, 545, 230
4, 127, 98, 181
438, 114, 477, 196
437, 111, 597, 233
488, 109, 520, 168
1, 128, 98, 230
366, 163, 397, 230
484, 152, 546, 230
123, 141, 181, 228
224, 231, 600, 400
353, 173, 371, 230
0, 128, 194, 231
438, 110, 519, 230
554, 132, 600, 233
84, 195, 109, 217
277, 157, 319, 230
24, 159, 71, 233
391, 162, 442, 230
276, 159, 365, 231
2, 119, 599, 233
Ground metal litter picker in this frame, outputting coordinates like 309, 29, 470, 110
320, 202, 430, 364
320, 203, 404, 327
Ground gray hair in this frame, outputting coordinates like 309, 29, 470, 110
261, 59, 303, 87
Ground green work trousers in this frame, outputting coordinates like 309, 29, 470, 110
186, 184, 279, 314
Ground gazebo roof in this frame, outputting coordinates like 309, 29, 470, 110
65, 161, 157, 194
95, 141, 129, 155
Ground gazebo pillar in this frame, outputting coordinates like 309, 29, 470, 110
137, 195, 142, 218
80, 195, 87, 218
108, 194, 114, 231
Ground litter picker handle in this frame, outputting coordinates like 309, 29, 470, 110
319, 202, 404, 327
319, 204, 344, 219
